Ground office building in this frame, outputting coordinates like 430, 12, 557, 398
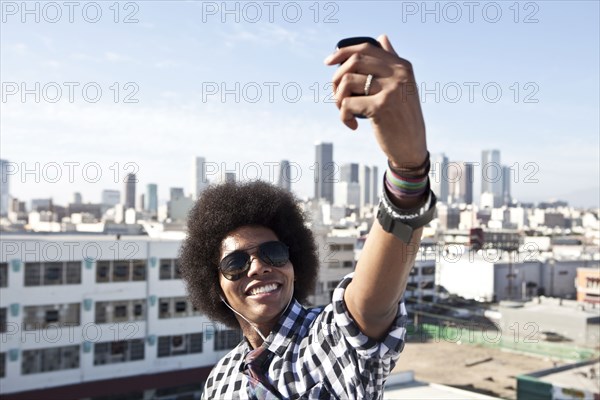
146, 184, 158, 216
190, 157, 207, 199
0, 234, 240, 399
314, 142, 334, 204
481, 150, 502, 207
277, 160, 292, 191
448, 161, 474, 205
340, 163, 359, 184
123, 173, 136, 209
101, 190, 120, 207
430, 153, 449, 203
170, 188, 185, 201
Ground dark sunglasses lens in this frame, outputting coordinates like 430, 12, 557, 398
220, 252, 250, 280
259, 241, 289, 266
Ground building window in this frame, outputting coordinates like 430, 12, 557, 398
0, 262, 7, 288
23, 303, 80, 330
95, 299, 146, 324
24, 262, 81, 286
0, 308, 6, 333
422, 266, 435, 275
158, 297, 201, 319
159, 259, 182, 280
66, 262, 81, 284
95, 260, 147, 283
94, 339, 145, 365
157, 333, 203, 358
214, 330, 243, 351
0, 352, 4, 378
21, 345, 80, 374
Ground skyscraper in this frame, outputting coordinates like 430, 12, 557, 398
1, 159, 10, 216
340, 163, 359, 183
170, 187, 185, 201
314, 142, 334, 203
123, 173, 136, 209
482, 150, 502, 207
359, 165, 372, 209
191, 156, 207, 199
430, 153, 449, 203
278, 160, 292, 191
146, 183, 158, 215
448, 161, 473, 205
502, 166, 512, 206
371, 165, 379, 205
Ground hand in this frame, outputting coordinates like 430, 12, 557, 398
324, 34, 428, 167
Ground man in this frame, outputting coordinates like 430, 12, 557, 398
179, 34, 436, 399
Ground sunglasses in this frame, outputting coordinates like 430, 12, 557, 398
219, 241, 290, 281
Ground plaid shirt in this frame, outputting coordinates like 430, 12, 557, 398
202, 273, 408, 399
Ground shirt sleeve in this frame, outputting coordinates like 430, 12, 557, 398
330, 272, 408, 360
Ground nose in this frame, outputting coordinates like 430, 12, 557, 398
246, 255, 272, 277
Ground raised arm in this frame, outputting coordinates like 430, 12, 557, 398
325, 35, 431, 339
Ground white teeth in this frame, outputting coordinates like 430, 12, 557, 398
249, 283, 278, 296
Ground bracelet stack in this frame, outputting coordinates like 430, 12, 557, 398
384, 152, 431, 200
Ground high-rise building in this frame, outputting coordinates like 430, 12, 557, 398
359, 165, 372, 209
502, 165, 512, 206
340, 163, 359, 183
482, 150, 502, 207
278, 160, 292, 191
371, 166, 379, 205
72, 192, 82, 205
314, 142, 334, 204
1, 159, 10, 216
170, 187, 185, 201
190, 156, 207, 199
136, 193, 145, 211
146, 183, 158, 215
123, 173, 136, 209
101, 190, 120, 206
430, 153, 449, 203
448, 161, 474, 205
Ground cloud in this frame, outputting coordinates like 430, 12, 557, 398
104, 52, 131, 62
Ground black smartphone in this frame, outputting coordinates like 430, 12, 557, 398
336, 36, 382, 50
335, 37, 381, 119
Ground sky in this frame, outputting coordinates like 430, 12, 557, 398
1, 0, 599, 208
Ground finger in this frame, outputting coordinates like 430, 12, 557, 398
334, 73, 380, 108
340, 96, 373, 128
377, 34, 398, 57
331, 54, 390, 92
324, 42, 386, 66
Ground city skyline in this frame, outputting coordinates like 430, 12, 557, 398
1, 2, 598, 208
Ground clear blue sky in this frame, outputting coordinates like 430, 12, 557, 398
2, 1, 599, 207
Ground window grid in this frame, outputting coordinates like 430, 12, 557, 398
157, 333, 203, 358
94, 339, 145, 365
23, 303, 80, 330
21, 345, 80, 375
95, 260, 147, 283
24, 262, 82, 286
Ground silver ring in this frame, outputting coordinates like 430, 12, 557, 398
364, 74, 374, 96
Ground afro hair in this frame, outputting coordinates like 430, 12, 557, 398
179, 181, 319, 328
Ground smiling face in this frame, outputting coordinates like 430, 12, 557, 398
219, 225, 295, 331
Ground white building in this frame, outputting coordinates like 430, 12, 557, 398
0, 234, 240, 398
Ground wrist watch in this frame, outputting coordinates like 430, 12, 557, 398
376, 180, 437, 243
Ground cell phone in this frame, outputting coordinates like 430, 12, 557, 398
336, 36, 382, 50
335, 37, 381, 119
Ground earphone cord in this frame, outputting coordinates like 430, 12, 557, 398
220, 295, 294, 345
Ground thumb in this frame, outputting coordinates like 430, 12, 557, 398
377, 34, 398, 56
